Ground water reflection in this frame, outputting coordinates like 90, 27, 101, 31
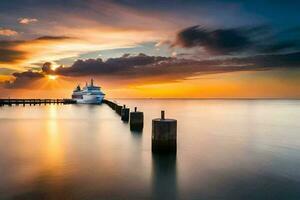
45, 105, 64, 172
151, 154, 177, 200
1, 100, 300, 199
189, 168, 300, 200
130, 130, 143, 138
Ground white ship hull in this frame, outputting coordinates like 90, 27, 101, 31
75, 94, 104, 104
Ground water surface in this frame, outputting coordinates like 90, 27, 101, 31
0, 100, 300, 199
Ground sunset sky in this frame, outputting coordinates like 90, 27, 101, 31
1, 0, 300, 98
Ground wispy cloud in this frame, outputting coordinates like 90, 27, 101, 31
0, 28, 18, 36
0, 36, 73, 69
18, 17, 38, 24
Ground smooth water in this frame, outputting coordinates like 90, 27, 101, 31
0, 100, 300, 200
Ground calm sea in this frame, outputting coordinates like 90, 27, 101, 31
0, 99, 300, 200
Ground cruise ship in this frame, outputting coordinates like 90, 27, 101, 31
72, 79, 105, 104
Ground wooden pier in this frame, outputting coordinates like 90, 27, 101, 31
0, 99, 76, 106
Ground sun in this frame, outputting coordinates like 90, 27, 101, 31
48, 75, 57, 80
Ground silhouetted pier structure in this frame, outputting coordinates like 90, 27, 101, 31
0, 99, 76, 106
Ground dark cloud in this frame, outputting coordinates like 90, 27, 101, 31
41, 62, 56, 74
4, 70, 44, 88
0, 48, 28, 63
173, 26, 253, 54
46, 52, 300, 82
36, 36, 73, 40
258, 41, 298, 54
12, 70, 44, 78
173, 25, 300, 55
0, 40, 28, 63
226, 51, 300, 69
55, 53, 171, 76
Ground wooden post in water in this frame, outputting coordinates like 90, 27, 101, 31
121, 105, 130, 122
116, 105, 122, 115
152, 111, 177, 154
130, 107, 144, 131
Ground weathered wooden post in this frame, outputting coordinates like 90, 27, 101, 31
130, 107, 144, 131
121, 105, 130, 122
152, 111, 177, 154
115, 105, 122, 115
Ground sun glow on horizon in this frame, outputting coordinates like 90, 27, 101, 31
48, 75, 58, 80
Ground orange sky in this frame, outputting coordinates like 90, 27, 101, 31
1, 0, 300, 98
1, 69, 300, 99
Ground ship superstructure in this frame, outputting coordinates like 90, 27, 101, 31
72, 79, 105, 104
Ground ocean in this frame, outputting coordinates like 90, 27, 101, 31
0, 99, 300, 199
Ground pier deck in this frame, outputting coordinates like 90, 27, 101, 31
0, 99, 76, 106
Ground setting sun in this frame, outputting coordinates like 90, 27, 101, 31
48, 75, 57, 80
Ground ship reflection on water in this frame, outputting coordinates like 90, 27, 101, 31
1, 100, 300, 199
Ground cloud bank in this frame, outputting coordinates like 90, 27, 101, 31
5, 49, 300, 89
3, 70, 44, 88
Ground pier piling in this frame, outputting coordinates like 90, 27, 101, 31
116, 105, 122, 115
152, 111, 177, 154
121, 105, 130, 122
130, 107, 144, 131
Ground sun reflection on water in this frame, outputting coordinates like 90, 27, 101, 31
44, 105, 64, 174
